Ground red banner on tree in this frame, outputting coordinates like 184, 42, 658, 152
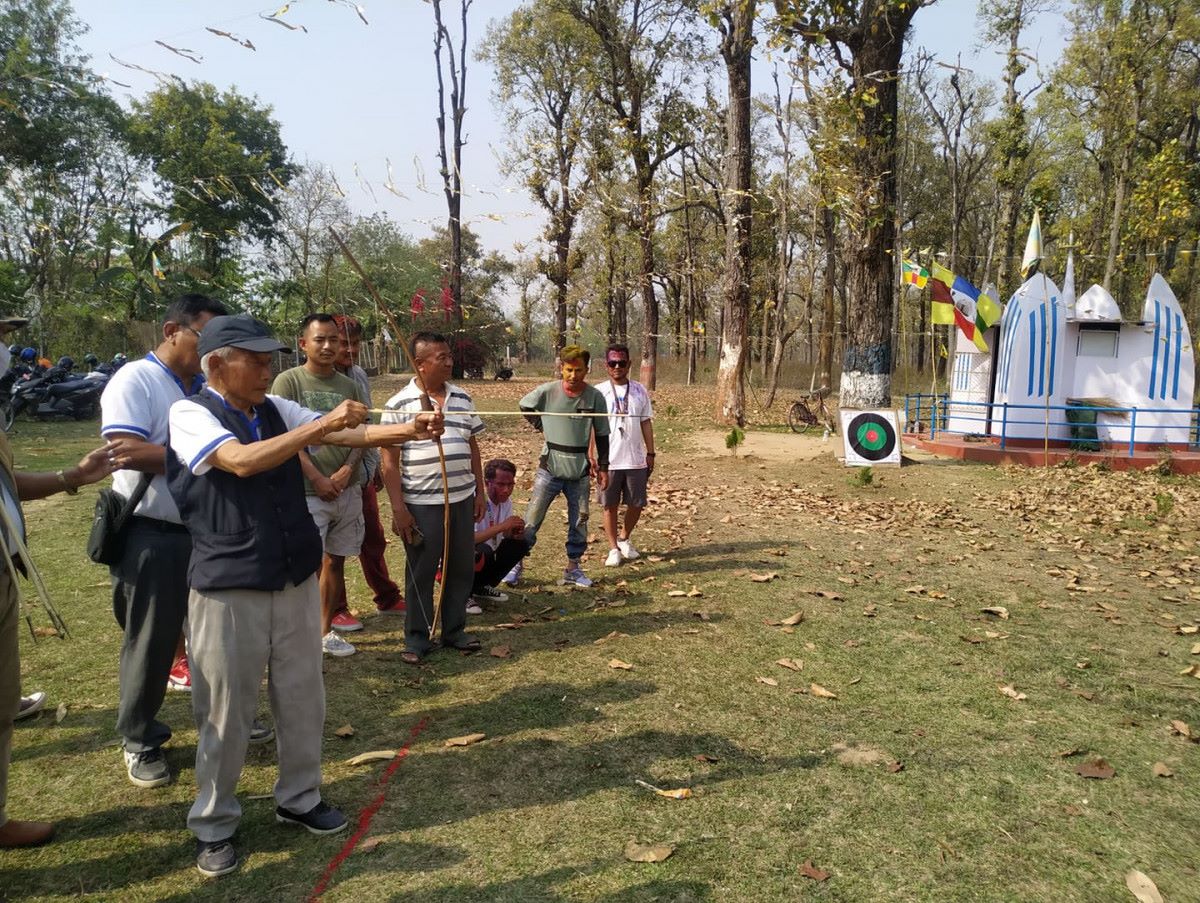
410, 289, 426, 317
441, 280, 453, 323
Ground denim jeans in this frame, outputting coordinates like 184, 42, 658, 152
522, 467, 590, 561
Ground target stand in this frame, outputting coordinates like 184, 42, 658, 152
839, 409, 901, 467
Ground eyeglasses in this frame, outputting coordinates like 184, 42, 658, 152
183, 326, 202, 339
606, 359, 630, 367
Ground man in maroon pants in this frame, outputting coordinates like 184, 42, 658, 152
333, 315, 404, 617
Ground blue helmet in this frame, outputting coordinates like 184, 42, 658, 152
20, 347, 36, 362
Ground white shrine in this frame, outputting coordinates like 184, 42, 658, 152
944, 273, 1195, 447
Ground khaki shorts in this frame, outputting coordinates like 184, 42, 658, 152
306, 489, 365, 557
598, 468, 649, 509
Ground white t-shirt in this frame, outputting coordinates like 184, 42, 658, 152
595, 379, 653, 470
474, 495, 513, 552
169, 388, 320, 476
101, 353, 206, 523
381, 379, 483, 506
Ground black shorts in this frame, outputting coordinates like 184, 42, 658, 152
598, 468, 648, 508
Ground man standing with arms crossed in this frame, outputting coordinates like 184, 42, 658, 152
101, 293, 228, 788
594, 343, 655, 566
380, 332, 485, 664
271, 314, 369, 658
519, 345, 609, 587
332, 315, 404, 616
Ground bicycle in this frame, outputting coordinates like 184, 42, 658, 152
787, 389, 837, 434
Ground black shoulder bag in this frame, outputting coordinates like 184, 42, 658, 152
87, 472, 154, 566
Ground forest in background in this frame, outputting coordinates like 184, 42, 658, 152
1, 0, 1197, 419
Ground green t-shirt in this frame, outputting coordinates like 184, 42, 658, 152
270, 366, 369, 492
519, 380, 609, 479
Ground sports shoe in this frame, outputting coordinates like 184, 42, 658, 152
124, 747, 171, 788
275, 800, 348, 835
376, 597, 407, 615
167, 656, 191, 692
195, 838, 238, 878
330, 611, 363, 632
249, 717, 274, 745
473, 585, 509, 604
322, 631, 356, 657
15, 691, 46, 721
501, 561, 523, 587
465, 599, 483, 615
617, 539, 640, 561
559, 566, 593, 588
605, 548, 623, 567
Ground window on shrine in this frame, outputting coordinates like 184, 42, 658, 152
1077, 325, 1119, 357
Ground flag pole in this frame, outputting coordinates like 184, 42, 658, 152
1042, 267, 1052, 467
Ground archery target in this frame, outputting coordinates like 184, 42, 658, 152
840, 410, 901, 466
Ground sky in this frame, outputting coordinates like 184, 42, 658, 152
69, 0, 1070, 263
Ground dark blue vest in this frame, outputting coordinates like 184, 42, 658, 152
167, 392, 323, 592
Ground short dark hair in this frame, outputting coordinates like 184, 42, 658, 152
163, 293, 228, 329
300, 312, 337, 333
606, 343, 630, 359
411, 331, 449, 361
484, 458, 517, 481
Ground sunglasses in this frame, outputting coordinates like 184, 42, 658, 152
606, 359, 630, 367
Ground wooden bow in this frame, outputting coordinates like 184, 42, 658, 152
329, 228, 451, 641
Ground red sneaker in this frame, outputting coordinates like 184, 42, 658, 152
167, 656, 191, 693
376, 597, 407, 615
330, 611, 364, 633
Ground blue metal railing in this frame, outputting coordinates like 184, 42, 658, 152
905, 394, 1200, 457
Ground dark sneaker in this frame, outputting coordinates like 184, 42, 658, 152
249, 717, 274, 745
124, 747, 170, 788
195, 838, 238, 878
275, 801, 348, 835
473, 585, 509, 604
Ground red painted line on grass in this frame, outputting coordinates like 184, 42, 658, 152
307, 717, 431, 901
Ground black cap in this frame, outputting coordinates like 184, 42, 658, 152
197, 314, 291, 356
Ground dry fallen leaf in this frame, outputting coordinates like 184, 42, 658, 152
799, 860, 831, 882
981, 606, 1010, 620
1169, 719, 1193, 739
694, 753, 719, 763
809, 683, 838, 699
624, 841, 675, 863
667, 590, 687, 597
750, 572, 779, 583
686, 587, 704, 598
1074, 758, 1116, 780
358, 837, 386, 855
490, 645, 512, 659
334, 724, 355, 738
593, 630, 629, 644
444, 733, 487, 748
608, 659, 634, 671
635, 780, 692, 800
32, 626, 59, 638
1125, 869, 1164, 903
1151, 762, 1174, 778
346, 750, 398, 766
756, 676, 779, 687
781, 610, 806, 626
776, 658, 803, 672
54, 702, 67, 724
999, 684, 1027, 701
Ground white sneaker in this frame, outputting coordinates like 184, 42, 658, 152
466, 600, 483, 615
559, 566, 593, 587
322, 631, 356, 657
502, 561, 523, 587
605, 548, 623, 567
617, 539, 640, 561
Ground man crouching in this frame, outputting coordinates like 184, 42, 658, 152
165, 315, 442, 878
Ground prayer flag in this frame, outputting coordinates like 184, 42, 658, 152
1021, 210, 1042, 280
901, 257, 929, 288
930, 262, 999, 354
410, 289, 426, 315
151, 251, 164, 280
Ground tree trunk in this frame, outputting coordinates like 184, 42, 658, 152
714, 0, 755, 425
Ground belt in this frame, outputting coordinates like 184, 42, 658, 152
546, 441, 588, 454
130, 516, 190, 535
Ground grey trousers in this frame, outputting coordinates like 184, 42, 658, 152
187, 575, 325, 842
402, 497, 475, 656
0, 568, 16, 827
111, 520, 191, 753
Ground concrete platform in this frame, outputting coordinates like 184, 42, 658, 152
905, 432, 1200, 474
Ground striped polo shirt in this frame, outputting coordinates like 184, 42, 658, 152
381, 378, 483, 505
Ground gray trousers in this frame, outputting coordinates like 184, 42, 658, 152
111, 520, 191, 753
187, 575, 324, 842
0, 568, 16, 828
402, 497, 475, 656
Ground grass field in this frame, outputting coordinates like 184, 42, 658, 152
3, 380, 1199, 902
